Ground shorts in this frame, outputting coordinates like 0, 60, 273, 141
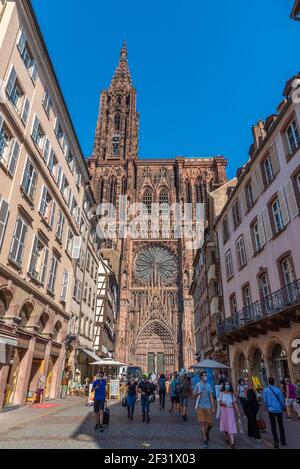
171, 395, 179, 404
286, 398, 296, 407
94, 399, 105, 413
197, 408, 213, 425
180, 397, 188, 408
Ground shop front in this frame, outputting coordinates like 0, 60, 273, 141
0, 332, 18, 408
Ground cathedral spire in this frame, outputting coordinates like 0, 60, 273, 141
109, 41, 132, 90
92, 42, 139, 161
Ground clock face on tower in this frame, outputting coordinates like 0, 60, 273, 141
134, 246, 177, 286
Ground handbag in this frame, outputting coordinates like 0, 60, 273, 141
256, 418, 267, 431
150, 394, 156, 403
121, 397, 127, 408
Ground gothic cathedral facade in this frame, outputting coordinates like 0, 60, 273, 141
88, 44, 227, 373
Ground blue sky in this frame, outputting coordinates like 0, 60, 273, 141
32, 0, 299, 179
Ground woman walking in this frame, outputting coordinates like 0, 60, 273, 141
245, 388, 261, 441
236, 378, 248, 417
126, 377, 138, 420
285, 377, 300, 419
218, 382, 241, 449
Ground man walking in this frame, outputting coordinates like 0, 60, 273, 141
158, 374, 166, 410
177, 373, 193, 421
194, 371, 215, 449
263, 377, 287, 448
138, 375, 153, 422
92, 372, 107, 432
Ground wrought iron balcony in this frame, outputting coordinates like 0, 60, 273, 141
217, 279, 300, 337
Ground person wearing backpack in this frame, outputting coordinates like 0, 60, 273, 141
158, 374, 166, 410
169, 373, 180, 415
263, 377, 287, 448
138, 375, 153, 422
177, 373, 193, 422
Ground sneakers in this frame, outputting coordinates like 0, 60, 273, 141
183, 415, 187, 422
274, 442, 279, 449
203, 441, 208, 449
146, 413, 150, 423
98, 425, 104, 432
94, 424, 99, 431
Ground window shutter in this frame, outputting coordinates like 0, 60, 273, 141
261, 207, 273, 241
31, 114, 39, 142
30, 60, 39, 83
40, 247, 49, 284
76, 207, 81, 225
21, 158, 30, 193
243, 228, 252, 260
0, 198, 9, 248
284, 180, 298, 219
6, 66, 17, 97
278, 189, 290, 226
269, 144, 280, 176
43, 137, 50, 163
254, 166, 264, 196
39, 185, 47, 215
72, 236, 82, 259
240, 189, 247, 216
257, 211, 266, 247
29, 169, 37, 200
17, 29, 26, 54
54, 117, 59, 135
21, 97, 30, 124
0, 113, 3, 132
49, 201, 56, 228
61, 270, 69, 301
251, 175, 259, 202
8, 139, 20, 176
28, 236, 38, 275
18, 222, 27, 264
56, 165, 62, 188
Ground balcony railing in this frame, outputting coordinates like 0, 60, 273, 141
217, 279, 300, 336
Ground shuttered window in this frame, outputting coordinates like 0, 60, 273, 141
9, 216, 28, 265
0, 197, 9, 249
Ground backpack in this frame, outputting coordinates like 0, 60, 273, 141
175, 381, 185, 396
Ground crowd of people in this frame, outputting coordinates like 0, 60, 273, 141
90, 368, 300, 449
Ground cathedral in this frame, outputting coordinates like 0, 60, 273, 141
88, 43, 227, 373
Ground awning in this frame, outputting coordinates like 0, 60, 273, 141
78, 348, 100, 363
90, 358, 127, 367
190, 359, 230, 369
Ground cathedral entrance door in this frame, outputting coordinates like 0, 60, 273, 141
147, 353, 155, 375
157, 352, 165, 374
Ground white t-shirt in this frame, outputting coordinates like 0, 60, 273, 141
218, 392, 236, 408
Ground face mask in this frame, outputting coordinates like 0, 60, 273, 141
203, 376, 208, 382
225, 385, 231, 391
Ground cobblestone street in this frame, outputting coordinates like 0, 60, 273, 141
0, 397, 299, 449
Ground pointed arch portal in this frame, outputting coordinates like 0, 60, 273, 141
134, 320, 176, 374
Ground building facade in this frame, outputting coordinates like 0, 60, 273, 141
190, 179, 236, 363
216, 73, 300, 387
93, 254, 118, 359
88, 43, 227, 373
0, 0, 98, 409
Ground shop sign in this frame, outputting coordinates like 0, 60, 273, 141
109, 379, 120, 399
